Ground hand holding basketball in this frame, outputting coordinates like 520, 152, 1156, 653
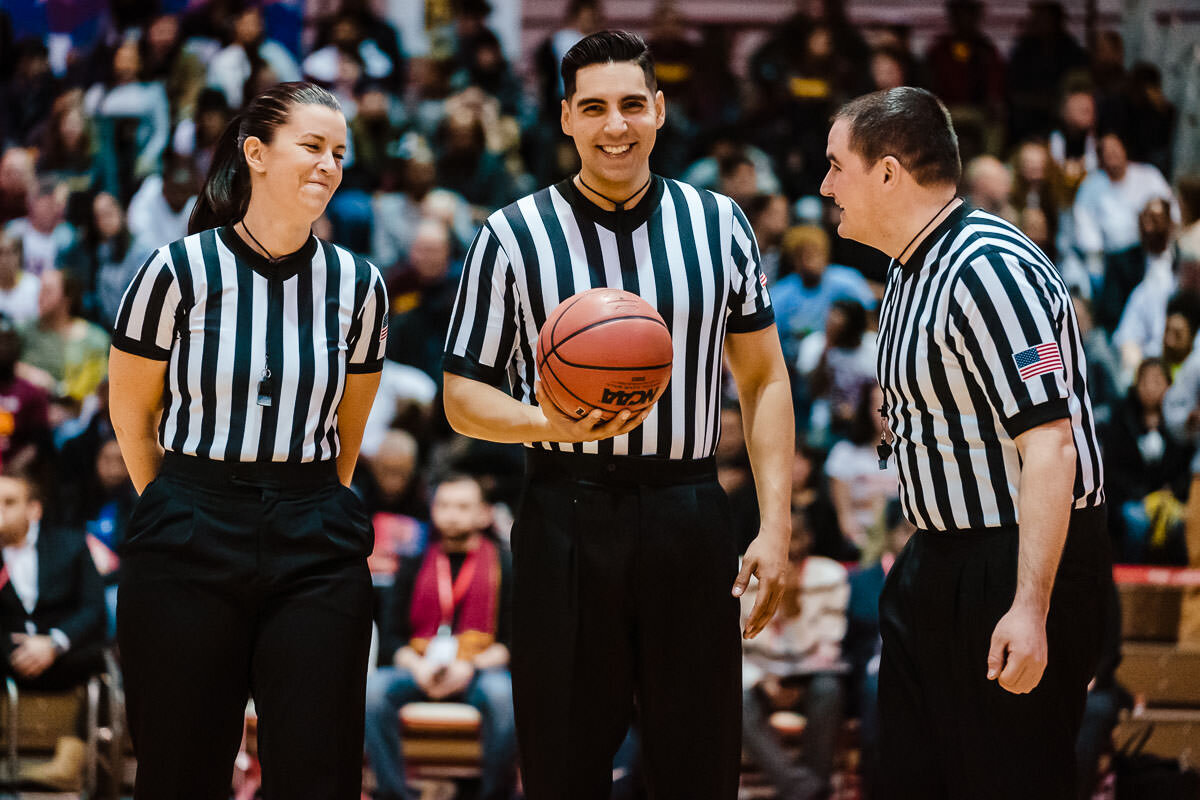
534, 380, 651, 443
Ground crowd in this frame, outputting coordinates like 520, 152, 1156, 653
1, 0, 1198, 797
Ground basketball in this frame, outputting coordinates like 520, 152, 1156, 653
536, 288, 673, 422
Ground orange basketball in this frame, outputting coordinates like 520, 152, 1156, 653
536, 288, 673, 422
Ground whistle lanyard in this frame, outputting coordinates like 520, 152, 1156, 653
435, 547, 479, 628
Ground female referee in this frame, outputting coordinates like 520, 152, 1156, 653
108, 82, 388, 799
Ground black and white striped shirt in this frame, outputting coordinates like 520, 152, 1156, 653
443, 175, 774, 460
877, 202, 1104, 532
112, 226, 388, 462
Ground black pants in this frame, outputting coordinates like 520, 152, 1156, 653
116, 454, 374, 800
511, 451, 743, 800
878, 505, 1112, 799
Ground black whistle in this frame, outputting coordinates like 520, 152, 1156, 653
877, 441, 892, 470
257, 375, 273, 407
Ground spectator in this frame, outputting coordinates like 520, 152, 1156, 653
963, 155, 1017, 223
35, 91, 98, 201
1, 38, 60, 149
1071, 294, 1121, 429
0, 316, 49, 472
303, 13, 397, 91
171, 87, 233, 181
360, 361, 439, 460
746, 193, 790, 283
0, 231, 40, 324
868, 48, 910, 92
434, 107, 518, 213
139, 13, 207, 125
4, 178, 76, 277
1164, 341, 1200, 558
771, 224, 875, 364
1163, 290, 1200, 378
534, 0, 603, 116
1103, 358, 1192, 563
923, 0, 1005, 159
741, 510, 849, 800
365, 474, 516, 800
451, 29, 526, 125
680, 129, 782, 197
1104, 62, 1177, 177
84, 39, 170, 193
1049, 84, 1099, 194
1072, 131, 1177, 285
359, 428, 430, 522
0, 147, 35, 226
311, 0, 405, 90
843, 500, 916, 800
0, 471, 105, 792
344, 81, 408, 193
791, 441, 846, 562
825, 383, 898, 553
384, 218, 461, 382
717, 153, 758, 211
1112, 198, 1184, 374
205, 5, 301, 109
1006, 1, 1087, 142
76, 191, 154, 327
1178, 174, 1200, 258
1011, 140, 1068, 262
19, 269, 109, 402
125, 150, 198, 250
796, 298, 876, 442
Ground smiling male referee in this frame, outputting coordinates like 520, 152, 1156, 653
441, 31, 793, 800
820, 88, 1112, 799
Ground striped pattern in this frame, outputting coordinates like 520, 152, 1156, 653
1014, 342, 1065, 381
443, 176, 774, 460
112, 226, 388, 463
877, 204, 1104, 532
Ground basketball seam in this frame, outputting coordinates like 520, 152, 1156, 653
541, 314, 672, 367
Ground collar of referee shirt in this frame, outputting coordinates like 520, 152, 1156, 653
898, 198, 971, 273
559, 173, 665, 232
220, 224, 319, 281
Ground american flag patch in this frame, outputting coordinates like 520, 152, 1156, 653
759, 273, 768, 288
379, 322, 388, 343
1012, 342, 1063, 381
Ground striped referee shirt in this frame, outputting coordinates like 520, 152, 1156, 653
877, 202, 1104, 532
443, 175, 774, 460
112, 226, 388, 462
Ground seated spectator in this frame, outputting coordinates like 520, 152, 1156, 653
1049, 84, 1099, 193
1103, 358, 1192, 563
84, 39, 170, 192
745, 194, 790, 283
680, 129, 782, 197
344, 81, 408, 194
1104, 62, 1177, 177
796, 298, 877, 441
360, 429, 430, 522
0, 148, 35, 227
868, 47, 910, 92
0, 316, 50, 472
205, 5, 301, 109
0, 230, 40, 324
372, 136, 476, 268
1112, 198, 1184, 376
0, 471, 105, 792
963, 155, 1017, 224
365, 474, 516, 800
1072, 130, 1178, 286
826, 383, 898, 553
77, 191, 156, 326
303, 13, 397, 89
1011, 140, 1068, 263
434, 106, 519, 215
741, 511, 849, 800
1163, 291, 1200, 378
1071, 294, 1121, 429
717, 153, 759, 211
19, 269, 109, 402
843, 500, 915, 800
450, 29, 527, 126
771, 225, 875, 365
4, 177, 76, 277
169, 87, 232, 187
1006, 1, 1087, 143
791, 441, 846, 562
385, 218, 461, 382
125, 150, 198, 251
139, 13, 207, 126
35, 90, 98, 201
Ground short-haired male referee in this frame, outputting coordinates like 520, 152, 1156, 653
442, 31, 793, 800
821, 87, 1112, 799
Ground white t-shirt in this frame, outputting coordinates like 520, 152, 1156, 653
825, 439, 898, 531
0, 271, 41, 324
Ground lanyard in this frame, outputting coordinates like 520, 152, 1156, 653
0, 564, 8, 593
434, 546, 479, 628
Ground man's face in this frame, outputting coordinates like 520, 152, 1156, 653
820, 118, 884, 248
561, 62, 664, 189
0, 478, 38, 547
1164, 313, 1194, 363
1062, 92, 1095, 133
1100, 134, 1128, 181
431, 479, 491, 542
369, 448, 415, 500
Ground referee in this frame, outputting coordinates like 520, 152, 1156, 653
108, 83, 387, 798
820, 87, 1111, 799
442, 31, 793, 800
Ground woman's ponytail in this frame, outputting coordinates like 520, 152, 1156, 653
187, 113, 248, 235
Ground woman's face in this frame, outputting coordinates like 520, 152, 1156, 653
1017, 143, 1047, 184
1136, 364, 1168, 410
248, 103, 346, 223
93, 193, 124, 239
59, 107, 86, 149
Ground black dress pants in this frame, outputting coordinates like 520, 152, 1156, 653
878, 505, 1112, 800
511, 451, 743, 800
117, 454, 374, 800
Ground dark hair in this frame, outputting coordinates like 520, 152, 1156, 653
1176, 175, 1200, 226
833, 87, 961, 187
828, 297, 868, 348
1166, 290, 1200, 336
561, 30, 656, 101
0, 467, 42, 503
188, 81, 341, 235
848, 381, 882, 446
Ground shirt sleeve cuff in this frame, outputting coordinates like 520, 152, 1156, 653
1002, 398, 1070, 438
346, 357, 385, 375
111, 332, 172, 361
49, 628, 70, 654
442, 354, 507, 387
725, 307, 776, 334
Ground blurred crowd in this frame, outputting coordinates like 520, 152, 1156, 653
1, 0, 1198, 797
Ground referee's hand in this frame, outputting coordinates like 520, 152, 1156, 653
986, 605, 1049, 694
535, 381, 651, 443
735, 532, 790, 639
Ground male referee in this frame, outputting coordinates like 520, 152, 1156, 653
820, 88, 1111, 799
442, 31, 793, 800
